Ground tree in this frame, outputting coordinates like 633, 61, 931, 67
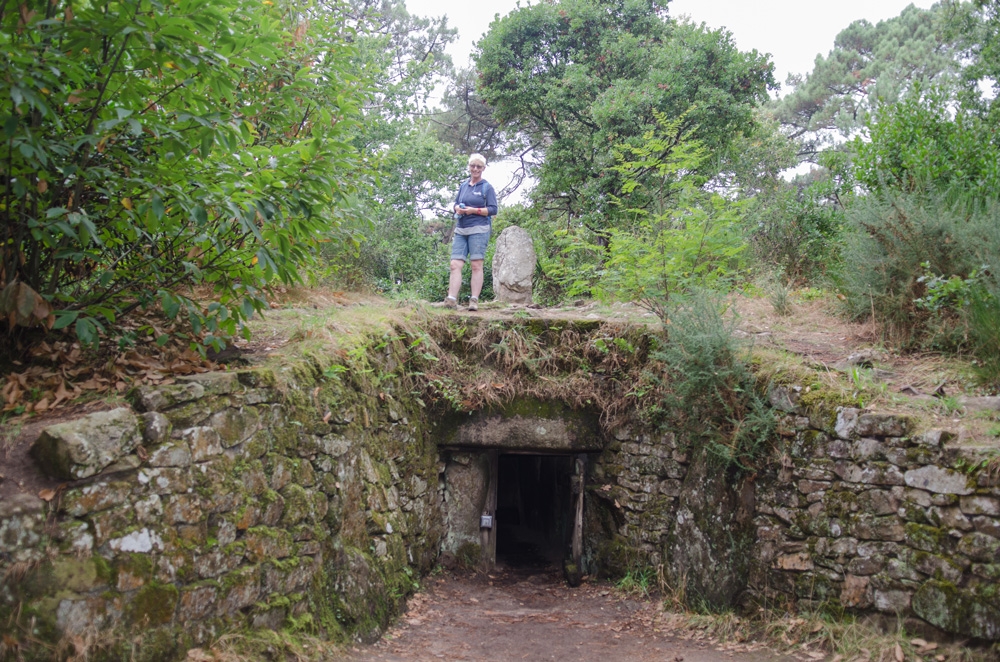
351, 126, 463, 293
431, 68, 516, 181
775, 3, 965, 161
475, 0, 775, 236
853, 85, 1000, 201
0, 0, 367, 348
596, 115, 747, 320
329, 0, 466, 296
945, 0, 1000, 121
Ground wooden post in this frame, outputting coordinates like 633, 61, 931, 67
566, 454, 585, 586
480, 449, 498, 569
572, 455, 584, 563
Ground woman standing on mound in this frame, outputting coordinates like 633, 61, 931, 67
443, 153, 497, 312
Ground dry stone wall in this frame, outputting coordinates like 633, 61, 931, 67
588, 383, 1000, 641
0, 364, 444, 660
755, 386, 1000, 640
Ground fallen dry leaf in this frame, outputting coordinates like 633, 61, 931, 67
895, 642, 904, 662
38, 488, 56, 502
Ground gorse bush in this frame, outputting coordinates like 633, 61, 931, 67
840, 191, 1000, 361
968, 280, 1000, 387
653, 293, 775, 474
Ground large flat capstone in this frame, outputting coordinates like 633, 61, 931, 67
445, 402, 600, 451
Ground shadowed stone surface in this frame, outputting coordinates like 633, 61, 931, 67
492, 225, 536, 304
913, 580, 1000, 640
30, 407, 141, 479
666, 451, 756, 609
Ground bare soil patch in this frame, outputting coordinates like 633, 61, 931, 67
349, 566, 792, 662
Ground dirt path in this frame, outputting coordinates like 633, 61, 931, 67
349, 565, 793, 662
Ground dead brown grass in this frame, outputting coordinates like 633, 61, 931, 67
663, 609, 999, 662
410, 316, 662, 427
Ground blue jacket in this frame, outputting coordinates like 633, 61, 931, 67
454, 179, 498, 229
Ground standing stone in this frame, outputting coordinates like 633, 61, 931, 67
492, 225, 536, 304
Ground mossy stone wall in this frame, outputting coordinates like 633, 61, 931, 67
0, 360, 444, 660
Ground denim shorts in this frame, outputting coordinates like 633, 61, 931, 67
451, 231, 490, 262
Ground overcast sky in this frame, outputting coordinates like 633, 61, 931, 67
406, 0, 936, 92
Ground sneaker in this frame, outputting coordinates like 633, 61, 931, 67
444, 296, 457, 309
468, 297, 479, 312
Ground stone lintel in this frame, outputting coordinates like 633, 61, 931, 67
448, 414, 601, 452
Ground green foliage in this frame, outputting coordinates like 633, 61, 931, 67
853, 86, 1000, 204
594, 116, 746, 318
338, 127, 462, 295
776, 3, 964, 160
615, 566, 657, 597
967, 270, 1000, 387
475, 0, 774, 235
434, 67, 511, 161
914, 261, 987, 313
322, 0, 464, 297
764, 276, 792, 316
600, 191, 745, 320
0, 0, 367, 349
839, 191, 1000, 356
742, 176, 844, 283
653, 294, 775, 473
946, 0, 1000, 121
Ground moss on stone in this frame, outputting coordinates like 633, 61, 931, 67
824, 489, 860, 519
912, 579, 1000, 640
281, 484, 312, 525
128, 582, 179, 626
797, 387, 853, 412
113, 553, 154, 587
455, 542, 481, 568
795, 572, 835, 602
905, 522, 949, 553
133, 626, 179, 662
237, 367, 277, 388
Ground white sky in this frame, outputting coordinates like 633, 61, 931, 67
407, 0, 936, 91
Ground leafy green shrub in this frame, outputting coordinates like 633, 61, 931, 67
839, 191, 1000, 355
594, 114, 747, 318
968, 267, 1000, 388
854, 86, 1000, 206
653, 293, 775, 473
0, 0, 366, 350
743, 178, 843, 283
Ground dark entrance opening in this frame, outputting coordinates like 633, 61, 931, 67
495, 454, 576, 569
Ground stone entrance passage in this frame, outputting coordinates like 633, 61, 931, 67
495, 453, 575, 568
438, 399, 601, 578
441, 447, 590, 583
